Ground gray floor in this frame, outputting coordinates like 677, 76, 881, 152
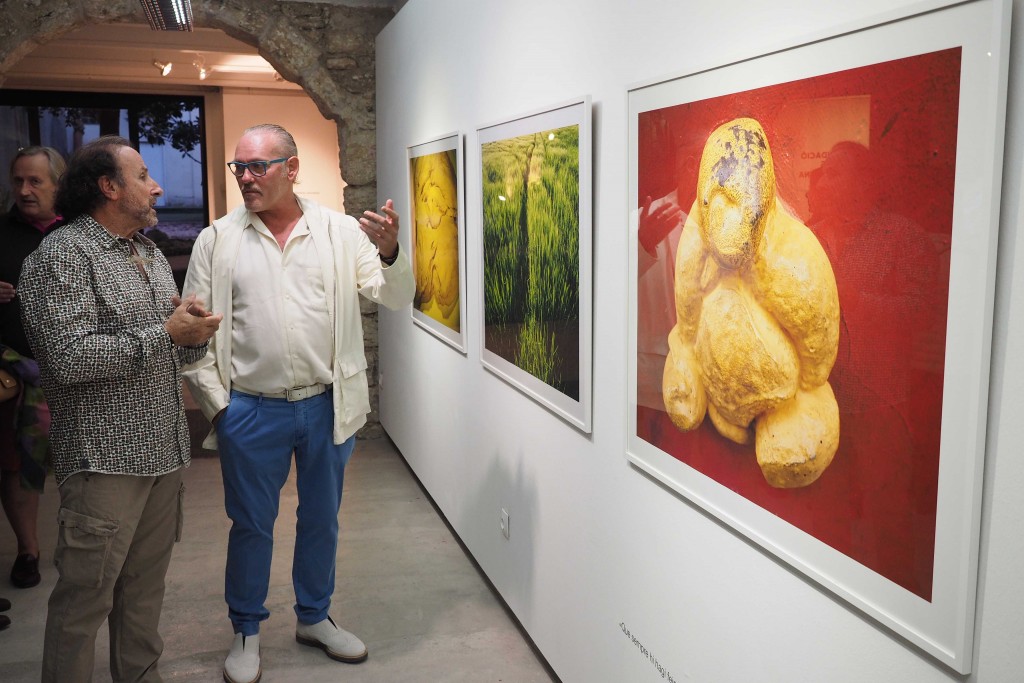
0, 438, 556, 682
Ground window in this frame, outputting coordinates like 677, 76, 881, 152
0, 89, 208, 248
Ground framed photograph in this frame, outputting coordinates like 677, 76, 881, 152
408, 132, 467, 352
477, 97, 593, 432
626, 0, 1009, 673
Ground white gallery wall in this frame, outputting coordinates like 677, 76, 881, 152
375, 0, 1024, 681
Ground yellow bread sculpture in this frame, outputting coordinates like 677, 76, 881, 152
411, 150, 460, 329
662, 118, 840, 488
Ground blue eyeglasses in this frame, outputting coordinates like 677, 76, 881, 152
227, 157, 289, 178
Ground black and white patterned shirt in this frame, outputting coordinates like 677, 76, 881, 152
18, 215, 207, 485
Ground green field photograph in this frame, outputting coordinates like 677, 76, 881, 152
481, 124, 580, 399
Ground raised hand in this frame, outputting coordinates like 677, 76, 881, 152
359, 198, 400, 259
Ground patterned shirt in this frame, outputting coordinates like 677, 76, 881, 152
18, 215, 207, 485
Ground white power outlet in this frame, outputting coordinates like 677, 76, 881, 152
500, 508, 510, 540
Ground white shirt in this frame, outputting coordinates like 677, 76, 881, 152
636, 190, 686, 410
637, 189, 685, 355
230, 213, 334, 393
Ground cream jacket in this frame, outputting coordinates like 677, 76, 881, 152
181, 196, 414, 449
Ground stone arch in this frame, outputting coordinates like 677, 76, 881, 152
0, 0, 394, 436
0, 0, 392, 215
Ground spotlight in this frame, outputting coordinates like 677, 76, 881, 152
193, 54, 208, 80
153, 60, 173, 77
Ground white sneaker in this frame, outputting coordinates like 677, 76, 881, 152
223, 633, 261, 683
295, 616, 367, 663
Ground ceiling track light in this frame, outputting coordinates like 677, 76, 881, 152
153, 60, 173, 76
141, 0, 194, 32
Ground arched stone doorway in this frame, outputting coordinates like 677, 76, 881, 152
0, 0, 395, 436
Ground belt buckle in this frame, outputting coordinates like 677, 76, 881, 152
286, 384, 326, 402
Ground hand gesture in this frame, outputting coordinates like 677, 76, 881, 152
639, 195, 683, 256
165, 294, 222, 347
359, 198, 400, 259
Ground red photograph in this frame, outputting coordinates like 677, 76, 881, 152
635, 47, 961, 600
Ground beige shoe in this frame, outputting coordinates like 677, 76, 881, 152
295, 616, 367, 663
223, 633, 261, 683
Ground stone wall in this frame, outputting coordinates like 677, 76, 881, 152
0, 0, 394, 437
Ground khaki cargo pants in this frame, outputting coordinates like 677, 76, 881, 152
42, 468, 184, 683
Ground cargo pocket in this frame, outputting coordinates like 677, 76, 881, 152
175, 482, 186, 543
54, 508, 119, 588
337, 352, 370, 422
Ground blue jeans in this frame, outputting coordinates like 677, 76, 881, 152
217, 389, 355, 636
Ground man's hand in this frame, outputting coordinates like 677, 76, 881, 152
171, 294, 213, 318
359, 198, 400, 259
639, 195, 683, 256
211, 406, 227, 427
0, 280, 15, 304
165, 294, 222, 347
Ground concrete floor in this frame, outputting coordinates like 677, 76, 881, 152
0, 438, 556, 682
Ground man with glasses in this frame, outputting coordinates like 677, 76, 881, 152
182, 123, 413, 683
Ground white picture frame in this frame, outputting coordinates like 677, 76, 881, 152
408, 132, 468, 353
476, 96, 593, 433
626, 0, 1009, 673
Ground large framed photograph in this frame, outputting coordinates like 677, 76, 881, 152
626, 0, 1009, 672
477, 97, 593, 432
408, 133, 467, 352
